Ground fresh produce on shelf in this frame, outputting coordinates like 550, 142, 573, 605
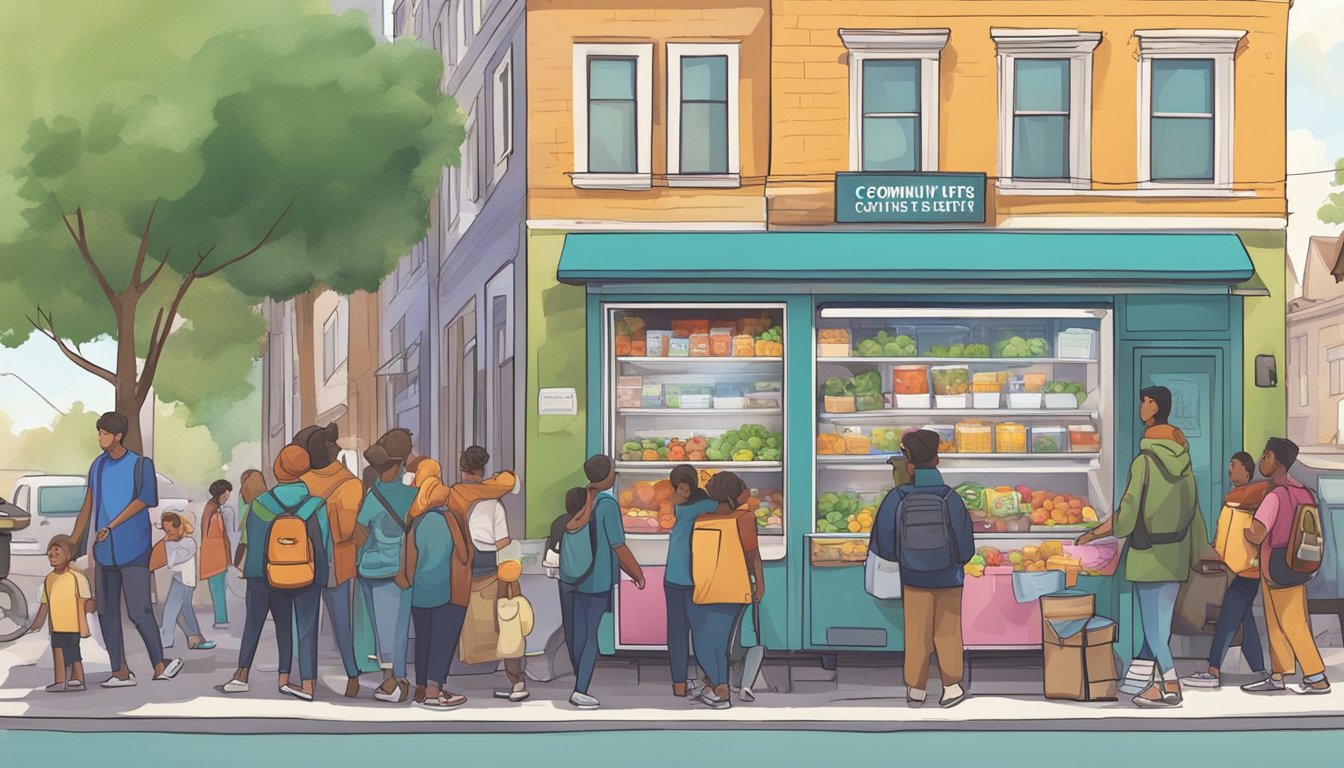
707, 423, 784, 462
817, 433, 845, 455
747, 488, 784, 530
818, 328, 851, 344
1016, 485, 1098, 527
871, 427, 903, 454
812, 538, 869, 564
955, 482, 986, 511
932, 366, 969, 396
1045, 380, 1087, 406
822, 371, 883, 411
854, 330, 916, 358
822, 377, 854, 397
964, 556, 986, 578
619, 479, 675, 533
925, 342, 990, 358
993, 336, 1050, 358
815, 490, 880, 533
964, 541, 1095, 580
754, 326, 783, 356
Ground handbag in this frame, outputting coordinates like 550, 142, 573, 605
863, 550, 902, 600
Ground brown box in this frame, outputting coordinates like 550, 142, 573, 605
1041, 591, 1095, 621
1043, 614, 1119, 702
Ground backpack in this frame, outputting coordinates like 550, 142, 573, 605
888, 487, 959, 573
556, 507, 601, 588
263, 491, 325, 592
1266, 484, 1324, 588
1128, 449, 1199, 551
691, 515, 752, 605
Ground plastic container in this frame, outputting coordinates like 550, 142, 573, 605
1006, 392, 1043, 409
955, 420, 993, 453
714, 397, 746, 410
681, 394, 712, 409
641, 384, 664, 409
892, 365, 930, 395
746, 390, 782, 410
1044, 393, 1079, 410
817, 328, 852, 358
996, 422, 1028, 453
733, 334, 755, 357
917, 324, 972, 357
1031, 426, 1068, 454
617, 376, 643, 409
710, 328, 733, 357
1056, 328, 1099, 360
973, 391, 1001, 409
689, 333, 711, 357
824, 396, 856, 413
1068, 425, 1100, 453
931, 366, 970, 396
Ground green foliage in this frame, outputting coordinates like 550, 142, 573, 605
1321, 158, 1344, 226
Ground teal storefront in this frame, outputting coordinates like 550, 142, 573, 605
557, 230, 1253, 662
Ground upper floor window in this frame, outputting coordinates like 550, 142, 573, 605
667, 43, 740, 187
572, 43, 653, 189
1136, 29, 1244, 188
322, 302, 349, 383
992, 29, 1100, 188
840, 29, 949, 173
454, 0, 468, 62
491, 47, 514, 177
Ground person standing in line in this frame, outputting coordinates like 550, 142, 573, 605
559, 455, 644, 710
266, 446, 331, 702
154, 511, 216, 651
1183, 452, 1270, 689
665, 464, 716, 699
399, 500, 472, 709
687, 472, 763, 710
293, 423, 368, 698
553, 486, 587, 677
1078, 386, 1206, 707
221, 469, 286, 694
354, 430, 418, 703
200, 480, 234, 631
877, 429, 974, 709
68, 411, 183, 688
1243, 438, 1331, 695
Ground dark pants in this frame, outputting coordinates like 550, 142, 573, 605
689, 602, 745, 687
290, 581, 361, 678
571, 590, 610, 695
665, 583, 695, 684
51, 632, 82, 664
1209, 575, 1266, 673
237, 578, 272, 669
273, 587, 321, 682
558, 581, 577, 670
95, 561, 164, 671
412, 602, 467, 688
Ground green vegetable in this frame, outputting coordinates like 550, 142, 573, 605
852, 371, 882, 395
621, 441, 641, 453
823, 377, 851, 397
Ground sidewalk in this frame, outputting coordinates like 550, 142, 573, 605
3, 612, 1344, 734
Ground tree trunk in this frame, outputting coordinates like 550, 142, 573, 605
114, 294, 146, 455
115, 379, 146, 455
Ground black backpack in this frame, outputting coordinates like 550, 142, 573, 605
893, 487, 959, 572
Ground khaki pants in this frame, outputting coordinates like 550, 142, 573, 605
1261, 579, 1325, 678
902, 586, 964, 691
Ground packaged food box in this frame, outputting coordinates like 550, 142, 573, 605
746, 390, 781, 410
824, 396, 856, 413
1068, 425, 1100, 453
996, 422, 1027, 453
714, 396, 746, 410
680, 394, 712, 409
710, 327, 734, 357
645, 330, 670, 357
617, 376, 643, 409
668, 337, 690, 357
983, 489, 1022, 518
641, 384, 664, 409
1056, 328, 1098, 360
689, 333, 710, 357
844, 434, 872, 455
1023, 373, 1047, 393
671, 319, 710, 338
1031, 426, 1068, 454
955, 420, 992, 453
733, 334, 755, 357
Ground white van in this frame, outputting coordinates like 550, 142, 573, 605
9, 473, 191, 556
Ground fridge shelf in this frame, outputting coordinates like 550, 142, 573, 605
819, 409, 1096, 421
617, 408, 783, 416
615, 461, 784, 472
818, 460, 1098, 474
817, 356, 1097, 366
816, 453, 1098, 464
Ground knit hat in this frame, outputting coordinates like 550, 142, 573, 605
274, 445, 311, 483
900, 429, 941, 467
1265, 437, 1300, 470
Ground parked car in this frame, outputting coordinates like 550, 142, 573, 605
8, 473, 191, 556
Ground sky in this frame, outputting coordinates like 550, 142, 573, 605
2, 2, 1343, 435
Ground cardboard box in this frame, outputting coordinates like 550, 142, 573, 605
1040, 591, 1095, 621
1042, 612, 1118, 702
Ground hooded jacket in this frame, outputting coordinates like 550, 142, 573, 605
1113, 426, 1209, 583
302, 461, 364, 585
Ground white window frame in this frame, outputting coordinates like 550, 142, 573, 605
991, 29, 1100, 190
381, 0, 395, 42
472, 0, 483, 34
322, 303, 349, 384
465, 98, 480, 204
666, 42, 741, 188
454, 0, 468, 63
839, 29, 949, 174
1136, 29, 1244, 191
492, 47, 514, 176
571, 43, 654, 190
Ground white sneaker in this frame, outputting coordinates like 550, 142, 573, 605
569, 691, 600, 710
1294, 680, 1332, 695
222, 679, 250, 694
101, 674, 137, 689
1119, 660, 1156, 696
1181, 671, 1222, 689
940, 683, 969, 709
153, 658, 184, 681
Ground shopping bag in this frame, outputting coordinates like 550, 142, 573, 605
1173, 567, 1230, 635
1214, 504, 1260, 577
863, 551, 901, 599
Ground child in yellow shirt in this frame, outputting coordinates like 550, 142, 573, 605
26, 535, 95, 692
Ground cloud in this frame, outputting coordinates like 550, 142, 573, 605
1289, 0, 1344, 49
1288, 129, 1342, 294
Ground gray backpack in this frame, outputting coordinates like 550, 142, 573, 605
897, 488, 959, 573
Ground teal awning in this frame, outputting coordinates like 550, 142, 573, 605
557, 232, 1255, 284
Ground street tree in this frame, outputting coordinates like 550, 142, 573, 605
1321, 157, 1344, 225
0, 0, 463, 452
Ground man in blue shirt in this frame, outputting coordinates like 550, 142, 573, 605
70, 412, 182, 687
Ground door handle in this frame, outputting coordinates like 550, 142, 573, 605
40, 519, 49, 526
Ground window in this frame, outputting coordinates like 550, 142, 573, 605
465, 99, 480, 203
322, 305, 348, 382
1330, 344, 1344, 397
443, 299, 478, 467
1292, 334, 1308, 408
572, 43, 653, 189
492, 48, 513, 171
667, 43, 740, 185
454, 0, 467, 62
381, 0, 395, 41
840, 29, 949, 173
991, 29, 1100, 188
39, 486, 85, 518
446, 166, 459, 228
486, 265, 514, 475
472, 0, 483, 34
1136, 29, 1244, 188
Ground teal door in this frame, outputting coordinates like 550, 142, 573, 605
1132, 348, 1227, 530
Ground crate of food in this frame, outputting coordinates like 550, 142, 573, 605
1056, 328, 1098, 360
817, 328, 852, 358
996, 422, 1028, 453
1044, 381, 1087, 409
617, 376, 643, 409
1067, 425, 1100, 453
932, 365, 969, 408
1031, 426, 1068, 454
824, 396, 856, 414
710, 327, 734, 357
955, 419, 993, 454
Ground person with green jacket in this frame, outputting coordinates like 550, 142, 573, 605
1077, 386, 1206, 708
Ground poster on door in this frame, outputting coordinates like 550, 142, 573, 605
1151, 374, 1205, 439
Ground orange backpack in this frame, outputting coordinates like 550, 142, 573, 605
263, 491, 323, 592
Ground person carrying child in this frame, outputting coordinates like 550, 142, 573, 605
26, 535, 95, 692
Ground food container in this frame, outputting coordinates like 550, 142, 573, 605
713, 397, 746, 410
893, 365, 930, 394
689, 333, 710, 357
645, 330, 670, 358
733, 334, 755, 357
667, 337, 690, 357
1068, 425, 1100, 453
817, 328, 851, 357
617, 376, 643, 409
1030, 426, 1068, 454
1006, 392, 1043, 409
996, 422, 1028, 453
955, 420, 992, 453
983, 488, 1022, 517
671, 319, 710, 338
710, 327, 734, 357
924, 424, 956, 453
641, 384, 664, 409
816, 431, 845, 455
843, 434, 873, 455
824, 396, 856, 413
746, 390, 782, 410
681, 394, 713, 409
917, 325, 972, 357
630, 338, 647, 356
1056, 328, 1099, 360
1023, 373, 1047, 393
1044, 393, 1079, 410
932, 365, 969, 407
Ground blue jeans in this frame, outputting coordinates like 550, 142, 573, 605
558, 581, 577, 670
690, 602, 745, 687
237, 578, 273, 670
1135, 581, 1181, 675
1209, 575, 1266, 673
665, 583, 695, 684
274, 587, 321, 682
571, 590, 611, 694
159, 579, 201, 649
361, 577, 411, 678
412, 603, 467, 688
291, 580, 361, 678
207, 573, 228, 625
94, 560, 165, 671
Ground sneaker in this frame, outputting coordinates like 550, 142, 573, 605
374, 678, 409, 703
212, 623, 229, 630
153, 658, 183, 681
64, 680, 85, 692
1182, 671, 1222, 689
100, 674, 137, 689
1132, 682, 1181, 708
222, 679, 250, 694
1294, 679, 1332, 695
192, 641, 217, 651
940, 684, 969, 709
44, 683, 66, 693
420, 692, 467, 709
1119, 660, 1156, 696
1241, 677, 1287, 693
280, 684, 313, 702
569, 691, 601, 710
907, 687, 928, 707
505, 682, 530, 703
739, 687, 757, 703
701, 685, 732, 710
